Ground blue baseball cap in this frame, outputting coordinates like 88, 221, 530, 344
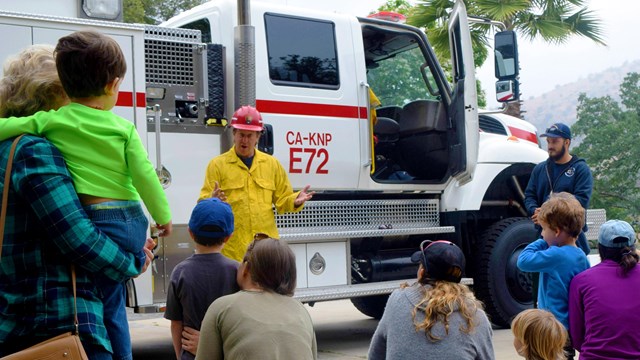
598, 220, 637, 248
189, 198, 234, 238
540, 123, 572, 140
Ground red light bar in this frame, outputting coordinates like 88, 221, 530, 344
367, 11, 407, 23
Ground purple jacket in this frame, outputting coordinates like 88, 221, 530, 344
569, 260, 640, 359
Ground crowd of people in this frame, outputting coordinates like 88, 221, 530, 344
0, 31, 638, 360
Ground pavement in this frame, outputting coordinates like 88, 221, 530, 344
130, 299, 520, 359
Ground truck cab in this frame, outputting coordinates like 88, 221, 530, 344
163, 0, 478, 193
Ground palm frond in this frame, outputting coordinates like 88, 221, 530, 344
514, 13, 569, 43
563, 8, 607, 45
474, 0, 531, 22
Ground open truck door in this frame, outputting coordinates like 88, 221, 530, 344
447, 0, 478, 185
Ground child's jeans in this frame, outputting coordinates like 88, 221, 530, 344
84, 200, 149, 360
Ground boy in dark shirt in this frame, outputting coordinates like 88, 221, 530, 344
164, 198, 239, 360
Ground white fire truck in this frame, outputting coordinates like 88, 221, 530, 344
0, 0, 605, 327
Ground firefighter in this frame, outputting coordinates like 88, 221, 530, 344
198, 105, 314, 261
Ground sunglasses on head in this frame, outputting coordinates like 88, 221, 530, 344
254, 232, 270, 241
545, 125, 570, 139
244, 233, 275, 263
418, 239, 453, 266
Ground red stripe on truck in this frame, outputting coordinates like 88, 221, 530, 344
256, 99, 367, 119
508, 126, 538, 145
116, 92, 147, 108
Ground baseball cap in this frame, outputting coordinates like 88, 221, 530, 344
540, 123, 572, 140
188, 198, 234, 238
411, 240, 465, 283
598, 220, 637, 248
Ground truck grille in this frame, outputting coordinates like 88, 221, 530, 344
144, 26, 201, 86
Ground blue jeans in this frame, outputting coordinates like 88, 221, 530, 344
83, 342, 115, 360
84, 201, 149, 360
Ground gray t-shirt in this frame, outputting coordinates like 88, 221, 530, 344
164, 252, 239, 360
368, 283, 495, 360
196, 290, 317, 360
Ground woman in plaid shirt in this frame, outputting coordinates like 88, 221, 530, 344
0, 45, 152, 359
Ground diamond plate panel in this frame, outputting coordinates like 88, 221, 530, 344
277, 199, 440, 232
585, 209, 607, 241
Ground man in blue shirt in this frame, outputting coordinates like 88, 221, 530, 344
524, 122, 593, 255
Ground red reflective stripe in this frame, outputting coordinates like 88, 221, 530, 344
508, 126, 538, 145
136, 92, 147, 107
116, 92, 147, 108
256, 99, 367, 119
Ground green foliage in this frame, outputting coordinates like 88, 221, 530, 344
376, 0, 414, 16
409, 0, 489, 68
123, 0, 146, 23
408, 0, 605, 71
368, 47, 434, 106
572, 73, 640, 227
123, 0, 205, 24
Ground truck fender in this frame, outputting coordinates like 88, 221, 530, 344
442, 136, 547, 212
442, 163, 509, 212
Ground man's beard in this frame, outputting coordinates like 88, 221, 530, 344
550, 145, 566, 162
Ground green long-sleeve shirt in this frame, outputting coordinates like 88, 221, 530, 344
0, 102, 171, 224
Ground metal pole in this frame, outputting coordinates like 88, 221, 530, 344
234, 0, 256, 109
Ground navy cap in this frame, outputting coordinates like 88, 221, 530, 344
189, 198, 234, 238
598, 220, 637, 248
540, 123, 572, 140
411, 240, 465, 283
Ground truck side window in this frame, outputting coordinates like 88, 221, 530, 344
264, 13, 339, 89
181, 18, 212, 44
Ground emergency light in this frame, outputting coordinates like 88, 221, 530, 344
81, 0, 122, 21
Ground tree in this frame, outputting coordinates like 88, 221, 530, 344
123, 0, 205, 24
571, 73, 640, 227
376, 0, 414, 16
373, 0, 486, 107
408, 0, 605, 117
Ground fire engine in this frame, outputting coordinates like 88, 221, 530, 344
0, 0, 605, 327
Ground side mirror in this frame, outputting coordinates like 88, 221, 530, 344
496, 79, 519, 103
258, 123, 274, 155
494, 31, 519, 79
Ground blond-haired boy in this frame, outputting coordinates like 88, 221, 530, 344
517, 192, 590, 359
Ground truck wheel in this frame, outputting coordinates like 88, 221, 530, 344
475, 217, 537, 328
350, 295, 389, 319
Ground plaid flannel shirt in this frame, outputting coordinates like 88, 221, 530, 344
0, 136, 145, 355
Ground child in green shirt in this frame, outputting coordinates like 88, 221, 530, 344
0, 30, 171, 360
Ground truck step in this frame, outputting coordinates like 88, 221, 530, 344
294, 277, 474, 303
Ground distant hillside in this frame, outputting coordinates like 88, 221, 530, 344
521, 59, 640, 131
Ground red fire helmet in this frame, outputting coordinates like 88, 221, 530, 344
229, 105, 264, 131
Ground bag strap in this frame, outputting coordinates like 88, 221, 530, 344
71, 264, 79, 334
0, 134, 25, 255
0, 135, 79, 333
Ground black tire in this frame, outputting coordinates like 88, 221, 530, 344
350, 295, 389, 319
474, 217, 537, 328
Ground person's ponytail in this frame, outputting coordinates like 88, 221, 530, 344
619, 246, 639, 275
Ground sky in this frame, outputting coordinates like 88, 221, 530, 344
263, 0, 640, 109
